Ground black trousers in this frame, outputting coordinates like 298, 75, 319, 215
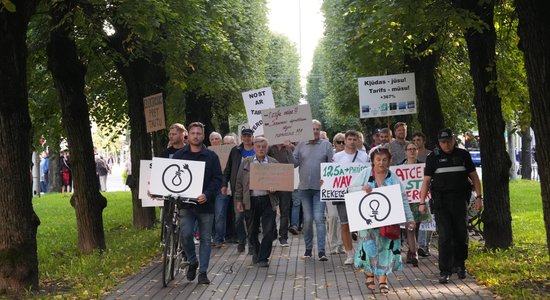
248, 195, 276, 263
276, 191, 292, 240
432, 190, 471, 275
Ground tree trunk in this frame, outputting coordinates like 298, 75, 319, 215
48, 152, 62, 193
185, 91, 216, 143
106, 25, 166, 228
0, 0, 40, 295
507, 121, 517, 180
520, 129, 532, 179
456, 0, 513, 249
515, 0, 550, 255
47, 1, 107, 253
404, 41, 445, 149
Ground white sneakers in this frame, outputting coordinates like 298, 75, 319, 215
344, 256, 354, 265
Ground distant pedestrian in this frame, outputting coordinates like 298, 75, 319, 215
60, 150, 72, 196
95, 154, 110, 192
39, 151, 49, 193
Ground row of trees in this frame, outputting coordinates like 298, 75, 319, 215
307, 0, 550, 253
0, 0, 300, 296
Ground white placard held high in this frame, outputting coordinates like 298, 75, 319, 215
261, 104, 314, 145
345, 184, 406, 232
139, 160, 163, 207
358, 73, 416, 119
242, 87, 275, 135
149, 157, 205, 198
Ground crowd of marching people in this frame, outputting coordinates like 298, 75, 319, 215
159, 120, 483, 293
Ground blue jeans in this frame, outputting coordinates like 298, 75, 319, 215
290, 190, 301, 227
180, 209, 214, 273
298, 189, 326, 253
214, 193, 228, 243
418, 229, 433, 250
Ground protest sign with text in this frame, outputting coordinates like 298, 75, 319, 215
242, 87, 275, 135
345, 184, 406, 232
358, 73, 416, 119
143, 93, 166, 132
320, 162, 370, 202
389, 163, 431, 203
250, 163, 294, 192
139, 160, 163, 207
149, 157, 205, 198
261, 104, 314, 145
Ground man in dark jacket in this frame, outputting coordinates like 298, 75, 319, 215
172, 122, 223, 285
222, 128, 255, 252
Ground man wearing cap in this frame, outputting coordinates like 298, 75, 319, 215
222, 128, 255, 252
419, 128, 483, 284
370, 128, 382, 149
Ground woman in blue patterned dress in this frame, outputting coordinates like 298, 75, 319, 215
348, 147, 415, 294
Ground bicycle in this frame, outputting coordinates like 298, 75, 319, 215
158, 195, 198, 287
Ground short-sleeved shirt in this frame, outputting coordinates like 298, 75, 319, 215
293, 139, 334, 190
424, 147, 476, 193
332, 150, 370, 164
390, 139, 408, 166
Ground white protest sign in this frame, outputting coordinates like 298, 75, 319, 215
139, 160, 163, 207
345, 184, 406, 232
357, 73, 416, 119
389, 163, 431, 203
320, 163, 370, 202
242, 87, 275, 135
149, 157, 205, 198
419, 214, 436, 231
261, 104, 314, 145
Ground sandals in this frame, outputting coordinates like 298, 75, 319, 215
365, 274, 375, 291
379, 282, 389, 294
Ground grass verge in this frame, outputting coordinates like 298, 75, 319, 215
32, 192, 160, 299
467, 180, 550, 299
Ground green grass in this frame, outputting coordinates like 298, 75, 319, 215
467, 180, 550, 299
32, 192, 161, 299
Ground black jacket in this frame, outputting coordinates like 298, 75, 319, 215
172, 144, 223, 214
223, 143, 247, 190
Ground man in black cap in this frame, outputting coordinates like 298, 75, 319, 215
419, 128, 483, 284
222, 127, 255, 252
370, 128, 382, 149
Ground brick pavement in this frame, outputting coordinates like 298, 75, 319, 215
105, 233, 494, 300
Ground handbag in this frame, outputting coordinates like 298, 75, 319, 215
379, 224, 400, 240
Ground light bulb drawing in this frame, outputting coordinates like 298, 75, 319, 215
162, 163, 193, 194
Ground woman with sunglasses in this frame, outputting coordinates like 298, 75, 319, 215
332, 133, 345, 153
400, 143, 432, 267
349, 147, 415, 294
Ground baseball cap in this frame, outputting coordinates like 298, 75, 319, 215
241, 128, 254, 136
372, 128, 382, 135
438, 128, 453, 140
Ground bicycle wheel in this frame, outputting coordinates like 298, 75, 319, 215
162, 223, 174, 287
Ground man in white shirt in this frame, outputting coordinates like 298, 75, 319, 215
332, 130, 370, 265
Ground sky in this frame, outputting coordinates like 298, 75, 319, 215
267, 0, 325, 88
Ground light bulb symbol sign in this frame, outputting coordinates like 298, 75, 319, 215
358, 192, 392, 226
162, 163, 193, 194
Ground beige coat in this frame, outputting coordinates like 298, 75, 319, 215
235, 156, 279, 211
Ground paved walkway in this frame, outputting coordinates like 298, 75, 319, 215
105, 233, 494, 300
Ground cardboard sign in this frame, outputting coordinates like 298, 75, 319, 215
345, 184, 406, 232
389, 163, 431, 203
249, 163, 294, 192
208, 144, 234, 172
149, 157, 205, 198
242, 87, 275, 135
357, 73, 416, 119
143, 93, 166, 133
139, 160, 163, 207
320, 163, 370, 202
261, 104, 314, 145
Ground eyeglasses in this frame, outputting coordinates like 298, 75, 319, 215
407, 148, 418, 151
335, 141, 344, 145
